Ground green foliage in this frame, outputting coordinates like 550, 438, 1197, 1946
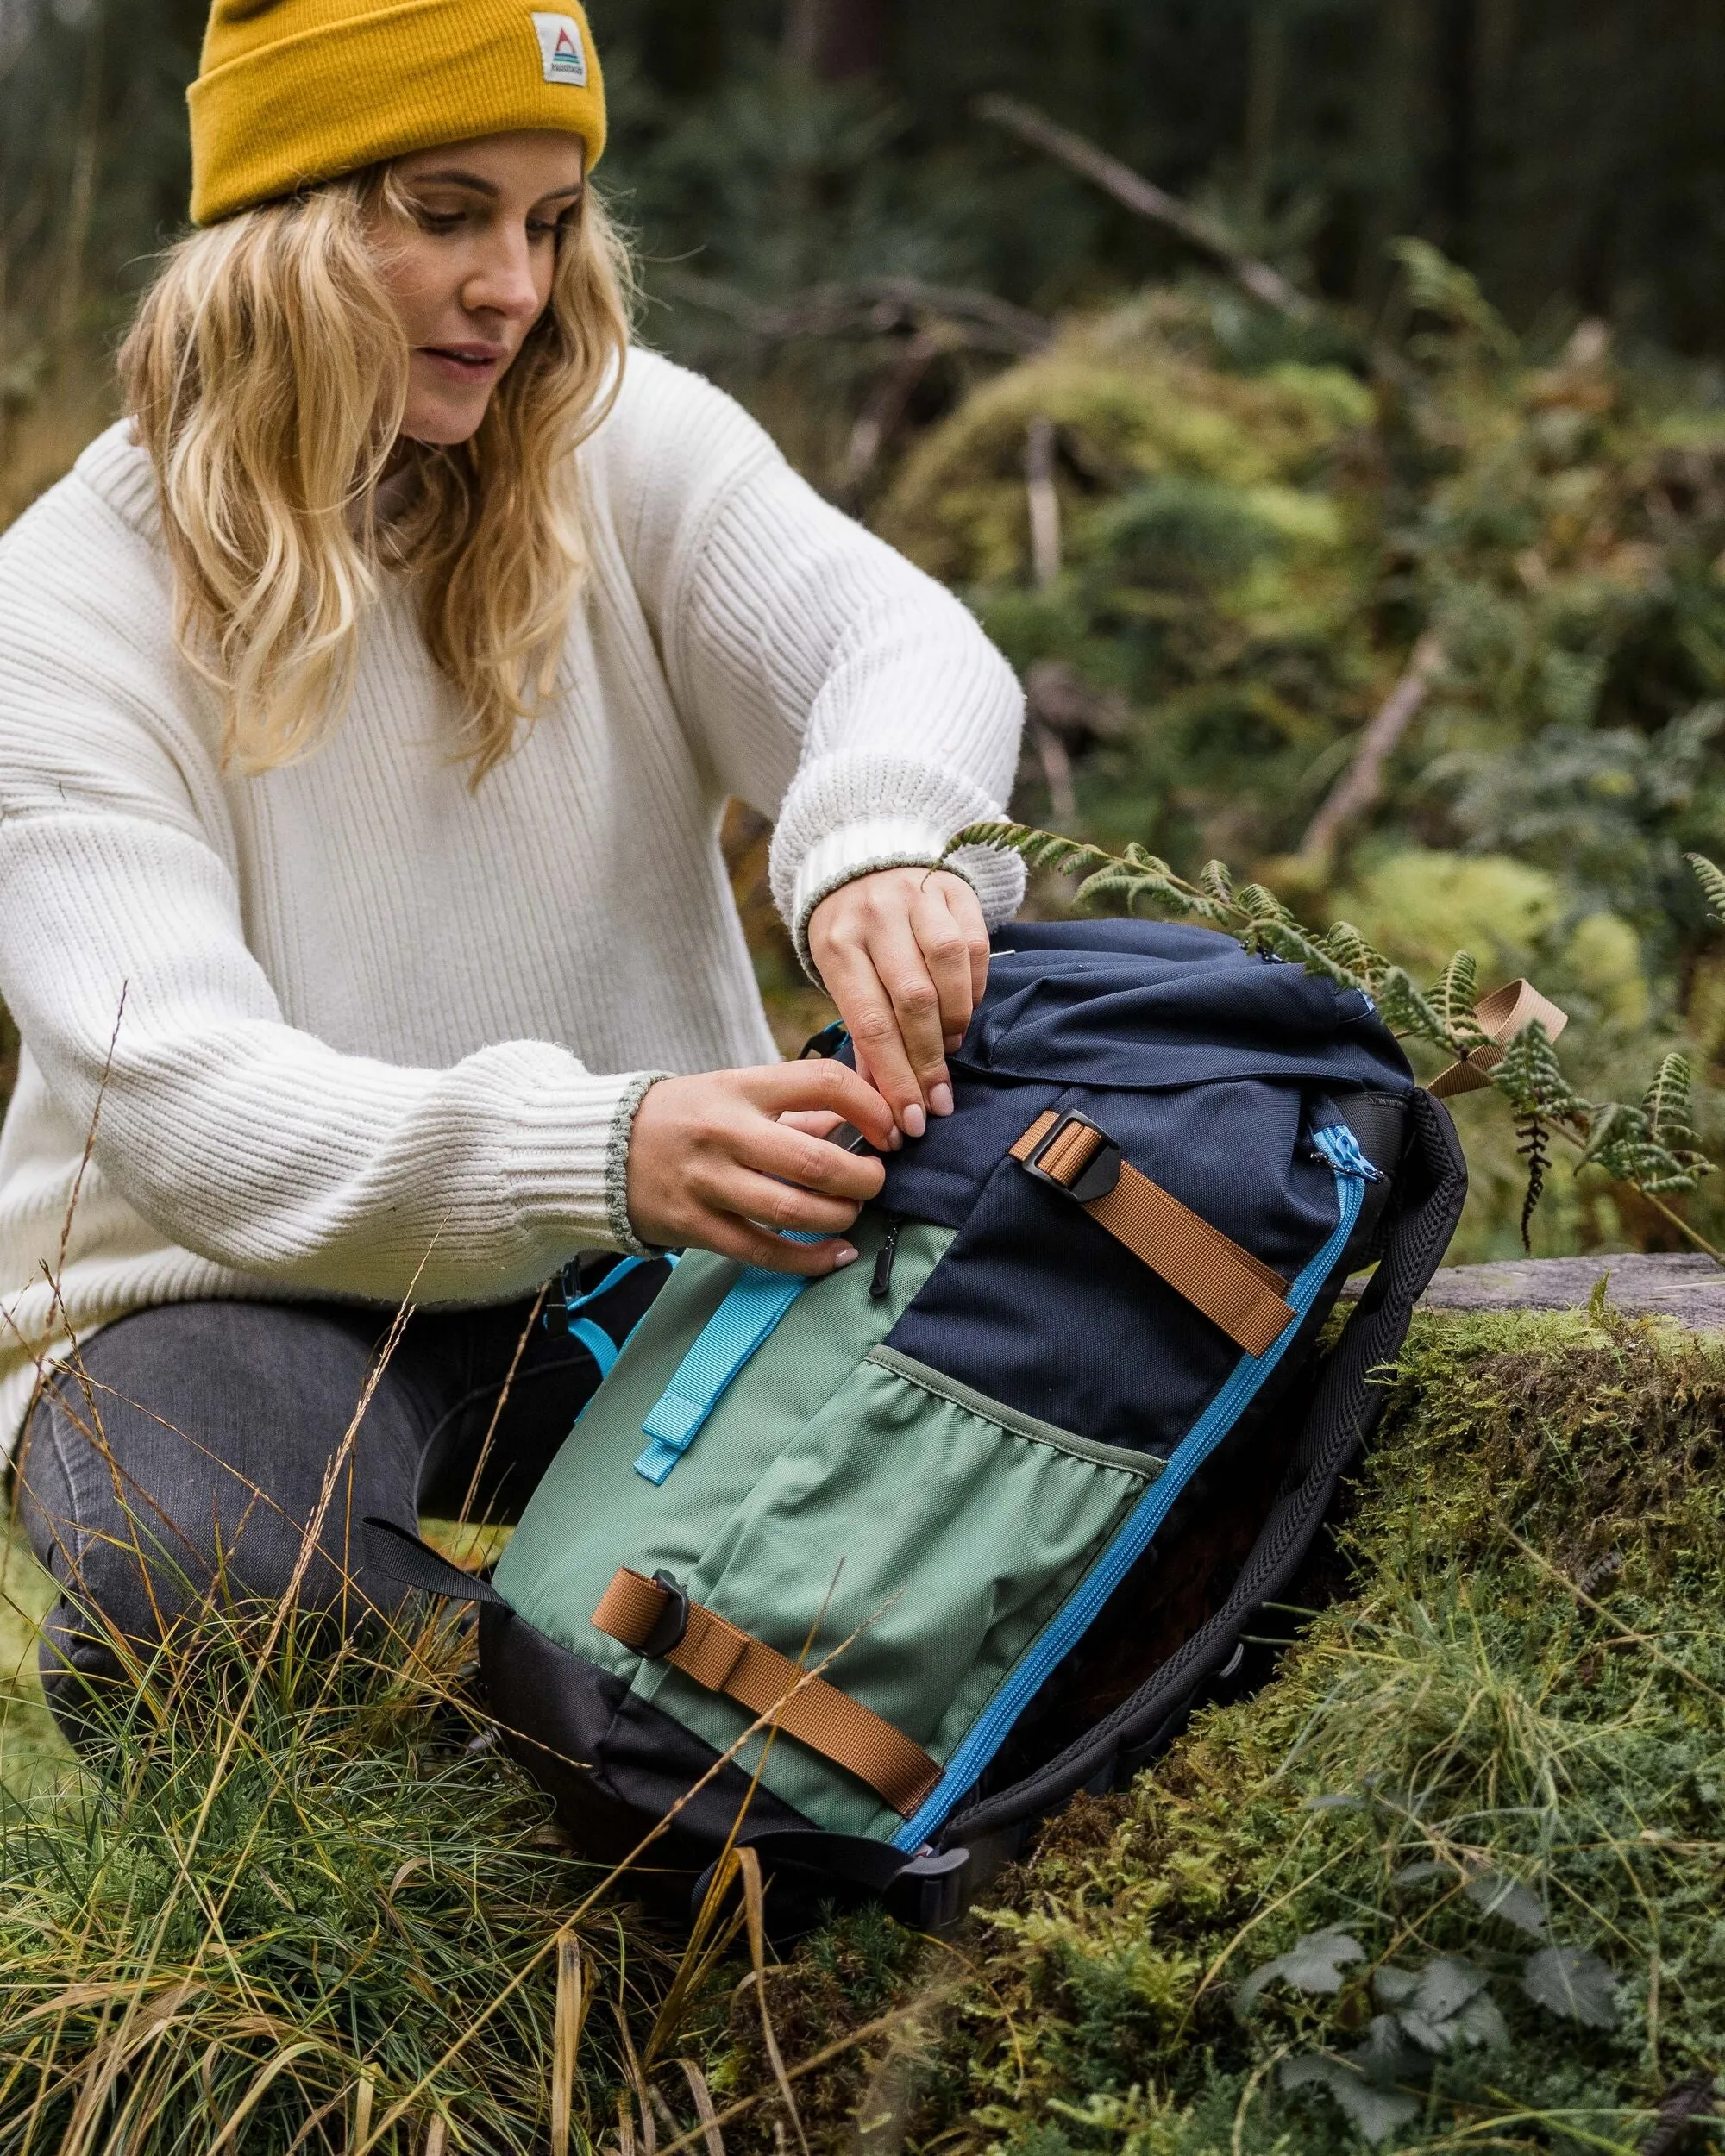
950, 818, 1720, 1248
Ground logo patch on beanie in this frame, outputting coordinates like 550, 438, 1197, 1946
531, 12, 589, 85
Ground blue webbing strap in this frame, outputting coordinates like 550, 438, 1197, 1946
557, 1252, 678, 1399
633, 1234, 824, 1484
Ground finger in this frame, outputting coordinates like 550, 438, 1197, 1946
930, 869, 991, 1021
822, 940, 928, 1135
868, 910, 953, 1119
910, 876, 980, 1054
700, 1217, 860, 1275
777, 1108, 845, 1138
704, 1161, 864, 1239
746, 1056, 900, 1148
735, 1119, 888, 1204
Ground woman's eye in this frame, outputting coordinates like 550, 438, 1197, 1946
415, 209, 465, 233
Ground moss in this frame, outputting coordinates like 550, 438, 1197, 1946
715, 1312, 1725, 2153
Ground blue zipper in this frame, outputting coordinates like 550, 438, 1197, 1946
890, 1139, 1367, 1852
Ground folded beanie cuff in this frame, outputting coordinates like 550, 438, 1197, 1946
189, 0, 605, 225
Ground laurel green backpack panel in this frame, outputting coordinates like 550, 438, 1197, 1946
492, 1208, 953, 1681
632, 1349, 1156, 1839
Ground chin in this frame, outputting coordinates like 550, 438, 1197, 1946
399, 383, 494, 446
402, 410, 488, 447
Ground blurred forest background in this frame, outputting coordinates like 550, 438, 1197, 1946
8, 0, 1725, 1258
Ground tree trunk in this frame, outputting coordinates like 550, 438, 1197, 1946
782, 0, 892, 81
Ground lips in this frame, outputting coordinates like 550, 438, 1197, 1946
419, 346, 507, 382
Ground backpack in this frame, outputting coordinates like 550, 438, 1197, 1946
369, 918, 1467, 1934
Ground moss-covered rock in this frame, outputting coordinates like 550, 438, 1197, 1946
715, 1311, 1725, 2153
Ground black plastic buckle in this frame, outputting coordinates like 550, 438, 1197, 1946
1019, 1111, 1123, 1205
641, 1570, 691, 1658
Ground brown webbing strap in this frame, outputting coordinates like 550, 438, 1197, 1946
1011, 1111, 1296, 1357
1428, 977, 1569, 1100
591, 1568, 939, 1819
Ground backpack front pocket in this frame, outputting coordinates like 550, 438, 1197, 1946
624, 1347, 1158, 1839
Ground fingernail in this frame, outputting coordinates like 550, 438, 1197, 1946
930, 1082, 954, 1118
944, 1034, 963, 1052
831, 1245, 859, 1268
888, 1128, 904, 1150
901, 1103, 926, 1139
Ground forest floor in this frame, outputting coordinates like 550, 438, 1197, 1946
0, 1307, 1720, 2153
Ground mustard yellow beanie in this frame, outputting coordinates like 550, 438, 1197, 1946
188, 0, 605, 226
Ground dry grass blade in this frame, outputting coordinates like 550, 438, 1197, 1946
677, 2059, 724, 2156
352, 2072, 374, 2149
736, 1847, 808, 2156
613, 2002, 658, 2156
204, 2042, 319, 2153
550, 1928, 586, 2154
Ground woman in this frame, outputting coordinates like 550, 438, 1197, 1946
0, 0, 1023, 1729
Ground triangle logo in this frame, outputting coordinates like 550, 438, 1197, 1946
530, 11, 589, 86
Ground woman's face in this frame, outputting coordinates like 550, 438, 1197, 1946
373, 131, 586, 446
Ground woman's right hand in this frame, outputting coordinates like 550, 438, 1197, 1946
626, 1062, 898, 1274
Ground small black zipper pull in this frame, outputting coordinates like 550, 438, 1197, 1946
870, 1213, 903, 1300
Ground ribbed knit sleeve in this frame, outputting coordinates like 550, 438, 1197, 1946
607, 353, 1026, 975
0, 473, 654, 1304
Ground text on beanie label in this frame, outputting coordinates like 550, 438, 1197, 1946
531, 11, 589, 85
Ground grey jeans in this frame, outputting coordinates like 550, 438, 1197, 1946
15, 1284, 655, 1739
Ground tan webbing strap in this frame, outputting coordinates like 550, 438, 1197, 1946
591, 1568, 939, 1819
1428, 977, 1569, 1100
1011, 1111, 1297, 1357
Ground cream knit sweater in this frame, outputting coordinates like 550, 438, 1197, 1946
0, 348, 1024, 1450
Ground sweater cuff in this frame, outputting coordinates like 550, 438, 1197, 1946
605, 1070, 674, 1255
787, 815, 946, 972
771, 752, 1029, 983
503, 1062, 671, 1258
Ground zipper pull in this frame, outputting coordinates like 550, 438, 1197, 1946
870, 1213, 903, 1300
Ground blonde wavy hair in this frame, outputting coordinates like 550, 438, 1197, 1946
120, 166, 632, 781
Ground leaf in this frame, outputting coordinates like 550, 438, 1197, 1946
1522, 1946, 1620, 2028
1429, 950, 1484, 1044
1410, 1955, 1491, 2022
1464, 1868, 1547, 1937
1282, 2054, 1423, 2146
1238, 1929, 1365, 2007
1396, 1959, 1496, 2054
1688, 850, 1725, 927
1645, 1052, 1698, 1148
1391, 1858, 1452, 1887
1372, 1965, 1419, 2007
1452, 1990, 1510, 2050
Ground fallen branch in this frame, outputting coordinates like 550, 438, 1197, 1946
1297, 631, 1446, 867
975, 93, 1316, 323
657, 267, 1053, 355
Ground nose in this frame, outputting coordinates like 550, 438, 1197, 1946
460, 228, 543, 325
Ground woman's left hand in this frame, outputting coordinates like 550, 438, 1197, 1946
806, 866, 990, 1138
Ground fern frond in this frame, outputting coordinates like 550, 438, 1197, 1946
949, 818, 1722, 1246
1320, 920, 1384, 987
1198, 860, 1233, 908
947, 821, 1112, 879
1430, 951, 1485, 1046
1646, 1050, 1698, 1146
1687, 851, 1725, 928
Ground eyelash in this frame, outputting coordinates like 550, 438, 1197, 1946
415, 211, 574, 240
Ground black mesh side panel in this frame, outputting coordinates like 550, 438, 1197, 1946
480, 1605, 810, 1885
940, 1089, 1467, 1846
